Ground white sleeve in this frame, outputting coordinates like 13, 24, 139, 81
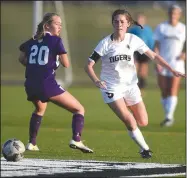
94, 39, 106, 56
181, 24, 186, 42
154, 25, 162, 42
134, 35, 149, 54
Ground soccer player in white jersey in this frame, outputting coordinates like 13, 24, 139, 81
154, 4, 186, 127
85, 9, 185, 158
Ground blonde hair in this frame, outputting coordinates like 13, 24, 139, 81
33, 12, 60, 40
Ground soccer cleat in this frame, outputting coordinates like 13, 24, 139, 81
69, 140, 93, 153
25, 143, 39, 151
160, 118, 174, 127
140, 149, 152, 159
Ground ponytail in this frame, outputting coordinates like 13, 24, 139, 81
33, 22, 45, 40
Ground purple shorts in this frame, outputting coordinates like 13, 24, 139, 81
25, 79, 65, 102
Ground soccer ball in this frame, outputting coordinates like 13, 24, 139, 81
2, 138, 25, 162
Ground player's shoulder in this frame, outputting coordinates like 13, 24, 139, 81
19, 37, 34, 51
156, 21, 168, 28
19, 37, 33, 47
99, 34, 111, 43
178, 22, 185, 29
45, 33, 62, 42
22, 37, 34, 44
144, 25, 152, 30
125, 33, 144, 45
126, 33, 140, 40
128, 26, 138, 31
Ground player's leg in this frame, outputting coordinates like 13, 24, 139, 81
157, 74, 171, 125
165, 76, 181, 125
138, 61, 149, 91
163, 60, 185, 126
128, 101, 148, 127
26, 100, 47, 151
123, 84, 151, 158
107, 98, 151, 158
49, 91, 93, 153
49, 91, 85, 142
108, 98, 137, 130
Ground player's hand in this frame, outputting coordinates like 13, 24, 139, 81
172, 70, 186, 78
95, 80, 107, 89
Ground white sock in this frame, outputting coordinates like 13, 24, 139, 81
161, 97, 169, 115
128, 127, 149, 151
166, 96, 178, 120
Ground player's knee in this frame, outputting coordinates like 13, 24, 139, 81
138, 119, 148, 127
75, 105, 85, 115
34, 106, 46, 116
79, 105, 85, 115
34, 109, 45, 116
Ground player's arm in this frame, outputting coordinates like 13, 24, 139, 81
144, 49, 186, 77
84, 51, 107, 89
154, 40, 160, 54
56, 38, 70, 68
18, 51, 27, 67
178, 41, 186, 61
19, 41, 28, 67
58, 54, 70, 68
153, 40, 162, 73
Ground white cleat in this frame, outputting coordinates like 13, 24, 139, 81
160, 119, 174, 127
69, 140, 93, 153
26, 143, 40, 151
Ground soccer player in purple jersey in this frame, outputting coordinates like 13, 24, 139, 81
18, 13, 93, 153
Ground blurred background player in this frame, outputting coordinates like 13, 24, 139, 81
154, 4, 186, 127
128, 12, 155, 94
85, 9, 185, 159
18, 12, 93, 153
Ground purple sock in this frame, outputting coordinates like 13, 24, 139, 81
72, 113, 84, 142
29, 113, 42, 145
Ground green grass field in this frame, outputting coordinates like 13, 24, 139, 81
1, 86, 186, 165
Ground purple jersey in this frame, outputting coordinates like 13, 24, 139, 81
19, 33, 66, 102
19, 33, 67, 82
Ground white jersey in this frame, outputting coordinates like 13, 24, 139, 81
154, 21, 185, 68
89, 33, 149, 92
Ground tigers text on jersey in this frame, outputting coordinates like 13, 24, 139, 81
89, 33, 149, 92
154, 21, 185, 68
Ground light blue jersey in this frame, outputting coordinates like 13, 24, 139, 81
128, 25, 155, 50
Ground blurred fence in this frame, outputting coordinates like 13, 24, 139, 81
1, 1, 186, 88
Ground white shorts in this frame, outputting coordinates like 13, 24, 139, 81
160, 60, 185, 77
100, 84, 142, 106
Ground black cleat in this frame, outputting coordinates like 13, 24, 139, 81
140, 149, 152, 159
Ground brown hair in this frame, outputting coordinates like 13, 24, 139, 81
112, 9, 143, 29
33, 12, 60, 40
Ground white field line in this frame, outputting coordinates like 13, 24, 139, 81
120, 173, 186, 177
1, 157, 186, 177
